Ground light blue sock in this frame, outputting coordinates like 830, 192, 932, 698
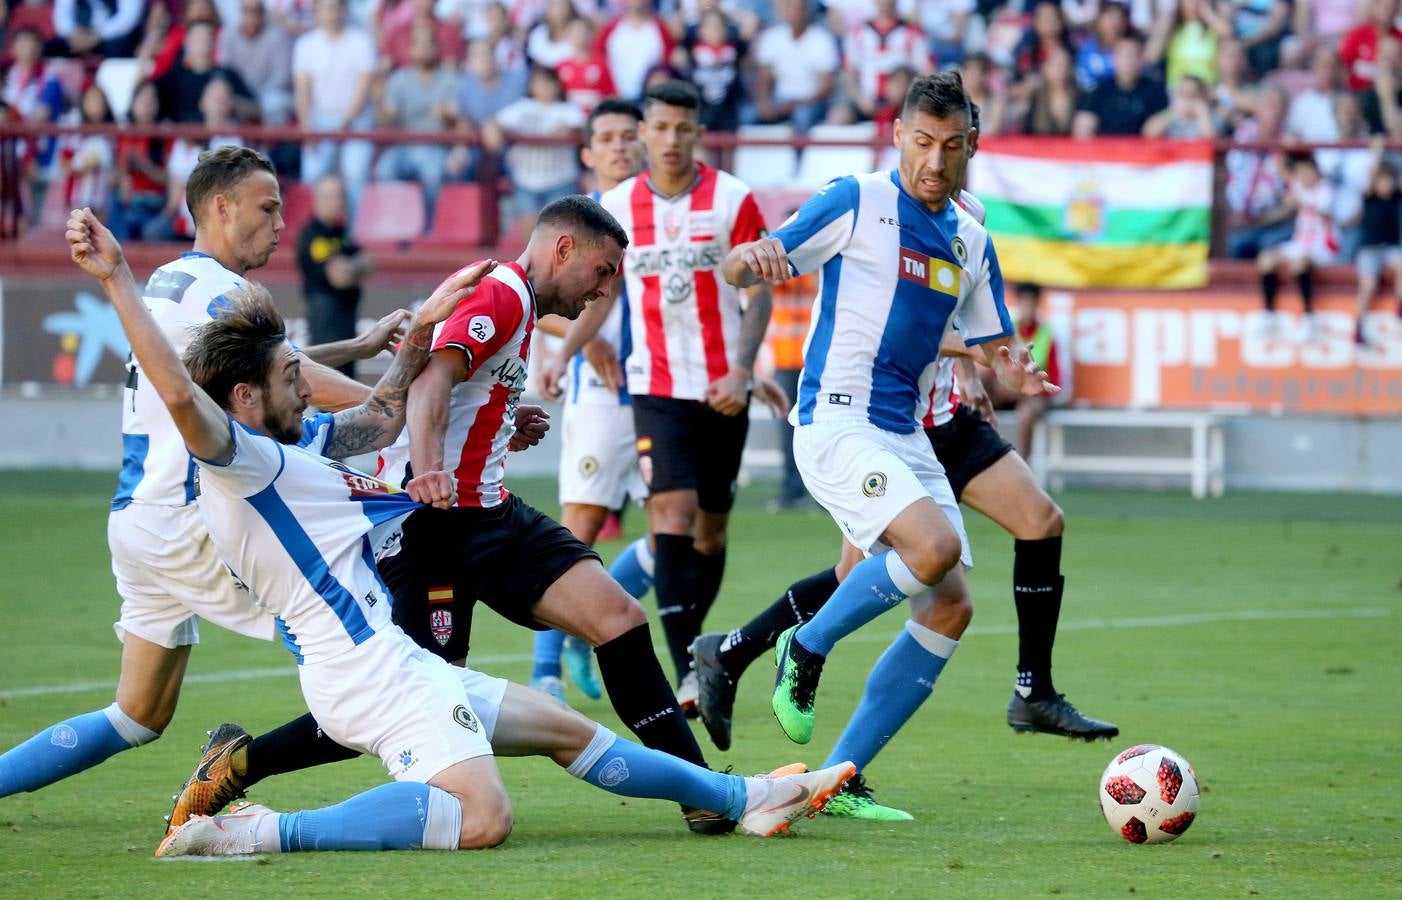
0, 704, 156, 798
796, 551, 928, 656
822, 622, 958, 772
532, 629, 566, 680
609, 537, 655, 599
568, 726, 746, 820
278, 781, 459, 851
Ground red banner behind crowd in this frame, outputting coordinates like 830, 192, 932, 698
1045, 289, 1402, 415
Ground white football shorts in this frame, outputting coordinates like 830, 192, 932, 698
794, 418, 972, 568
557, 400, 647, 509
299, 627, 506, 783
107, 502, 274, 648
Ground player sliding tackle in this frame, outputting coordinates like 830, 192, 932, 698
722, 72, 1058, 749
67, 206, 853, 855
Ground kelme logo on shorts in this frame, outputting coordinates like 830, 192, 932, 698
454, 705, 479, 732
862, 472, 888, 498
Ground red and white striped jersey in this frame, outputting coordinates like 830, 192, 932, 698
599, 163, 767, 400
917, 190, 986, 429
377, 262, 536, 508
844, 19, 932, 106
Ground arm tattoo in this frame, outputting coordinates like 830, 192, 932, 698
325, 325, 433, 459
735, 285, 773, 372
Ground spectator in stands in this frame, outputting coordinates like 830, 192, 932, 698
156, 22, 259, 123
1075, 0, 1129, 91
1362, 26, 1402, 136
1023, 43, 1079, 135
1142, 72, 1214, 136
1353, 137, 1402, 344
830, 0, 930, 125
452, 34, 527, 180
294, 0, 376, 220
299, 173, 374, 376
1286, 46, 1344, 141
556, 17, 614, 114
1293, 0, 1361, 58
493, 64, 582, 229
1009, 282, 1057, 461
220, 0, 296, 124
671, 0, 760, 43
1226, 84, 1291, 258
595, 0, 672, 101
1212, 36, 1256, 132
1228, 0, 1289, 78
1318, 92, 1374, 257
526, 0, 578, 68
376, 24, 460, 225
149, 76, 244, 240
268, 0, 317, 36
2, 0, 58, 63
1072, 33, 1167, 136
752, 0, 838, 133
1257, 153, 1337, 334
3, 26, 63, 211
1012, 0, 1072, 83
680, 7, 745, 132
109, 80, 169, 241
139, 0, 222, 83
1146, 0, 1230, 88
435, 0, 496, 42
917, 0, 975, 68
1342, 0, 1402, 92
484, 1, 525, 73
873, 63, 914, 140
380, 0, 465, 68
960, 52, 1007, 137
49, 0, 143, 57
57, 83, 115, 218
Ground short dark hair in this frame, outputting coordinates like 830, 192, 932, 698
901, 71, 971, 124
1015, 282, 1043, 302
537, 195, 629, 250
184, 284, 288, 409
969, 100, 981, 133
585, 97, 642, 144
643, 79, 701, 117
184, 146, 276, 226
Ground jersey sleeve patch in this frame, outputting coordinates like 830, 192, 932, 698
433, 278, 524, 376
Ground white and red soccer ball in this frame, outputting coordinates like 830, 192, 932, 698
1098, 744, 1200, 844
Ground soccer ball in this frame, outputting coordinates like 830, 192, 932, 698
1097, 744, 1200, 844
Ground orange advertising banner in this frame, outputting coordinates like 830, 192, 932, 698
1043, 289, 1402, 415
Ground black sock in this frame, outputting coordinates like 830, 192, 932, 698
1013, 537, 1064, 701
652, 533, 700, 682
1261, 270, 1279, 311
718, 567, 839, 679
692, 546, 727, 631
595, 623, 708, 769
241, 712, 360, 789
1297, 270, 1314, 314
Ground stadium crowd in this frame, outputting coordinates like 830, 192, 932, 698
5, 0, 1402, 279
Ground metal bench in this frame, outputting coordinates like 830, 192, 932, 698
1031, 409, 1225, 498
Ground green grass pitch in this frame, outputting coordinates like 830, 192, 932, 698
1, 471, 1399, 898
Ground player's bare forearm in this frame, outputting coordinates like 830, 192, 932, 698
735, 283, 773, 374
556, 289, 616, 361
301, 338, 364, 368
535, 313, 569, 339
407, 352, 462, 474
324, 319, 435, 459
68, 209, 231, 463
939, 330, 975, 358
303, 357, 371, 411
953, 355, 979, 382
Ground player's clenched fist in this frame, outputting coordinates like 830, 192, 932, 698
406, 470, 458, 508
739, 237, 791, 284
67, 208, 124, 281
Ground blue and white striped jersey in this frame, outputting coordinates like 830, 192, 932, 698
772, 171, 1013, 434
113, 252, 246, 510
194, 413, 421, 665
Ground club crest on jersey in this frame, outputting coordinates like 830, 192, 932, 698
453, 704, 479, 732
579, 455, 599, 476
663, 210, 683, 242
898, 247, 960, 298
951, 236, 968, 265
862, 472, 888, 498
431, 609, 453, 646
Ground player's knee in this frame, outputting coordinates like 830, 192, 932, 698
692, 533, 726, 556
904, 533, 963, 587
458, 795, 514, 849
590, 593, 649, 644
1019, 496, 1064, 540
115, 698, 173, 736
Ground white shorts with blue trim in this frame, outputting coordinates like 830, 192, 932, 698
108, 502, 274, 648
794, 418, 972, 568
557, 400, 647, 509
299, 626, 505, 783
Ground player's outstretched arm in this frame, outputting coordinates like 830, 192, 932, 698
323, 260, 497, 459
540, 286, 618, 400
67, 208, 235, 464
302, 308, 411, 369
722, 237, 791, 288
